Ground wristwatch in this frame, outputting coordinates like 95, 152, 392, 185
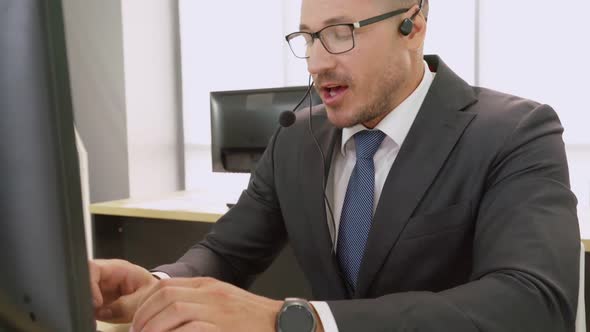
276, 298, 317, 332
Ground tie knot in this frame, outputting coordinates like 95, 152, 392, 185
354, 130, 386, 159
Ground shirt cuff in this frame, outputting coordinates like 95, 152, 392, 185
151, 271, 171, 280
310, 301, 339, 332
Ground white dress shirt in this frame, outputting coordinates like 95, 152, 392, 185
154, 62, 435, 332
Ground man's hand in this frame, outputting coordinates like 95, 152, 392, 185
89, 259, 159, 323
131, 277, 284, 332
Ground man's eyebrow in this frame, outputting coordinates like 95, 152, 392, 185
299, 16, 355, 31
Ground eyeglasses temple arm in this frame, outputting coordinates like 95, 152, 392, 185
354, 8, 410, 28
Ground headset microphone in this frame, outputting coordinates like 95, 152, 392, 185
279, 110, 296, 127
274, 75, 355, 296
279, 79, 315, 128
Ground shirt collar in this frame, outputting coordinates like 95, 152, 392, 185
341, 60, 435, 156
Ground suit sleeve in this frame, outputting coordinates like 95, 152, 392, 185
327, 104, 581, 331
154, 129, 287, 289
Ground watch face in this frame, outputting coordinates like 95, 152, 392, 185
279, 304, 314, 332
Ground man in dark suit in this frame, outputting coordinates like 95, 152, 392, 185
90, 0, 580, 331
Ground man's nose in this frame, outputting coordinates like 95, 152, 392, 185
306, 39, 337, 76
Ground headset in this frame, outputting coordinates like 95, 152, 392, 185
278, 76, 355, 294
399, 0, 425, 36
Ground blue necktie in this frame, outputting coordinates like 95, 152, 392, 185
337, 130, 386, 290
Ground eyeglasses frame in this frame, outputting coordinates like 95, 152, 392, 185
285, 7, 413, 59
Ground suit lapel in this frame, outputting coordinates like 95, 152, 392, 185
298, 110, 349, 298
354, 56, 478, 297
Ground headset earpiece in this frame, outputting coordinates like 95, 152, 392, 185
400, 3, 423, 37
399, 18, 414, 36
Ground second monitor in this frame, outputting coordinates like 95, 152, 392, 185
210, 86, 322, 173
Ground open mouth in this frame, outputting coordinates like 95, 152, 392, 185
321, 85, 349, 106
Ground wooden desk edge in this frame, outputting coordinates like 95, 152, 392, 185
97, 321, 130, 332
90, 205, 220, 223
91, 196, 590, 252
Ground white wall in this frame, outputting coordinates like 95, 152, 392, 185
180, 0, 285, 147
63, 0, 185, 201
282, 0, 307, 85
122, 0, 185, 198
179, 0, 286, 190
479, 0, 590, 146
424, 0, 476, 84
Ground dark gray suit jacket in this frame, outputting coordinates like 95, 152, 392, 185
157, 55, 580, 331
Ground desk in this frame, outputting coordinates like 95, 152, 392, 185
91, 189, 233, 223
92, 191, 590, 323
91, 189, 311, 300
97, 321, 129, 332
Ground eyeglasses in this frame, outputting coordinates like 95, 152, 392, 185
285, 8, 410, 59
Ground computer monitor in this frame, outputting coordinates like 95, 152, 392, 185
210, 86, 322, 173
0, 0, 95, 331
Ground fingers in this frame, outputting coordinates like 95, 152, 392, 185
132, 285, 207, 331
129, 277, 278, 332
135, 277, 216, 314
90, 259, 124, 309
140, 302, 208, 332
91, 259, 153, 323
96, 292, 140, 324
95, 307, 113, 322
88, 260, 103, 307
